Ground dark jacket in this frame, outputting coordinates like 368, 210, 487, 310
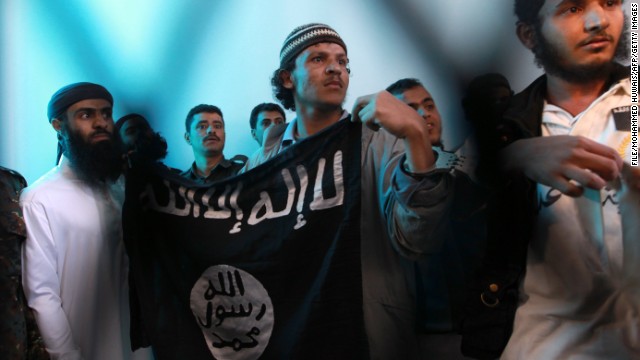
461, 64, 631, 359
0, 166, 48, 359
180, 156, 246, 185
498, 64, 631, 148
492, 64, 631, 245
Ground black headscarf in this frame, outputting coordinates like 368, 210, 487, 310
47, 82, 113, 164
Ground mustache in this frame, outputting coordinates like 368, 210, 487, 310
324, 76, 344, 87
91, 129, 112, 137
577, 33, 613, 47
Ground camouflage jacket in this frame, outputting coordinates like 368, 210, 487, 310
0, 166, 48, 360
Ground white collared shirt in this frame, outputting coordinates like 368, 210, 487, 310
503, 78, 639, 359
279, 110, 350, 151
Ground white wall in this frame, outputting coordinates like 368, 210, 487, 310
0, 0, 544, 184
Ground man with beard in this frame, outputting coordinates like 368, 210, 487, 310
181, 104, 245, 184
244, 23, 453, 359
490, 1, 639, 358
20, 83, 152, 360
116, 113, 168, 163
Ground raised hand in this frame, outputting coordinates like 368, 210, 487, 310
501, 135, 623, 196
352, 91, 434, 172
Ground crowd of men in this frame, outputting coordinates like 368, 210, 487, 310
1, 0, 638, 359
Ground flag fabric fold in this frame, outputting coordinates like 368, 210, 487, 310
123, 120, 367, 359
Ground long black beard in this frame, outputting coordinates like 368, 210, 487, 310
532, 19, 629, 83
62, 125, 123, 185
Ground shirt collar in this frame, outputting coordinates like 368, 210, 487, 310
542, 77, 630, 129
281, 110, 350, 149
189, 158, 231, 179
281, 120, 297, 148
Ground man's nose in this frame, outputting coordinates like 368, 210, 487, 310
418, 107, 429, 120
207, 126, 221, 137
94, 114, 110, 128
326, 59, 343, 74
584, 4, 609, 32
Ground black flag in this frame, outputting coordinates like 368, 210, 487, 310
123, 119, 367, 359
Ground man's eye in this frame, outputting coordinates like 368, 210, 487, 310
312, 56, 323, 63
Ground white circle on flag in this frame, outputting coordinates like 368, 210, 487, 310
190, 265, 274, 360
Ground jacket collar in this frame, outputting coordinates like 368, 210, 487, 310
499, 64, 630, 145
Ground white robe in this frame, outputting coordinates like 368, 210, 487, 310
21, 157, 152, 360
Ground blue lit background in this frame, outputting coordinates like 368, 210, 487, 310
1, 0, 542, 185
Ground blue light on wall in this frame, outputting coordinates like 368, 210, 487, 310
1, 0, 538, 185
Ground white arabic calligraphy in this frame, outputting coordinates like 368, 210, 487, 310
143, 150, 345, 234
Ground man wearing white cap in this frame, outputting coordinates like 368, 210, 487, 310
244, 23, 454, 359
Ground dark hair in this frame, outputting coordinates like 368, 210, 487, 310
115, 113, 148, 131
271, 61, 297, 111
514, 0, 545, 25
385, 78, 424, 96
463, 73, 512, 101
461, 73, 513, 122
185, 104, 223, 132
249, 103, 286, 129
515, 0, 626, 25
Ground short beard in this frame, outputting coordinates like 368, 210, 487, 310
531, 18, 629, 83
62, 124, 123, 185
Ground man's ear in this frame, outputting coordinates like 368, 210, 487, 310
184, 132, 191, 145
51, 118, 63, 132
280, 70, 294, 90
516, 22, 536, 50
250, 128, 258, 141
